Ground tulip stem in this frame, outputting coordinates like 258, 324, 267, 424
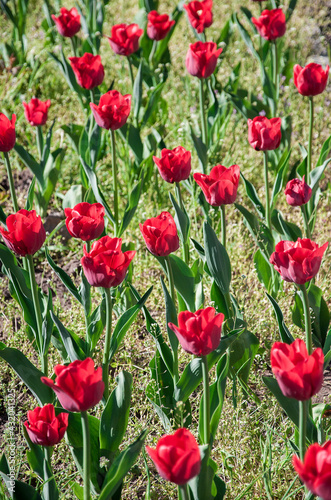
36, 126, 44, 162
178, 484, 190, 500
165, 255, 176, 308
149, 39, 157, 67
102, 287, 113, 402
220, 205, 226, 250
127, 56, 135, 92
201, 355, 210, 446
301, 205, 311, 239
81, 411, 91, 500
199, 78, 208, 173
272, 41, 279, 107
70, 37, 77, 57
307, 96, 314, 214
43, 446, 57, 499
176, 182, 190, 265
110, 129, 119, 236
3, 152, 18, 213
299, 400, 307, 461
299, 284, 312, 356
26, 254, 47, 376
263, 151, 271, 230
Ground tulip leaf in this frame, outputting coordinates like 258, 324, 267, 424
89, 121, 102, 169
229, 329, 259, 383
240, 172, 265, 219
14, 144, 44, 189
61, 124, 84, 154
153, 3, 183, 65
271, 209, 302, 241
235, 203, 274, 260
203, 221, 231, 295
160, 276, 178, 355
271, 148, 291, 211
0, 472, 42, 500
254, 249, 274, 295
266, 293, 294, 344
45, 247, 83, 306
188, 445, 223, 500
169, 191, 190, 244
189, 124, 208, 173
142, 81, 166, 126
99, 429, 148, 500
100, 371, 132, 459
25, 176, 36, 211
117, 123, 144, 165
263, 376, 318, 443
316, 133, 331, 168
0, 342, 54, 405
133, 61, 143, 123
87, 298, 106, 352
50, 312, 86, 362
117, 175, 144, 237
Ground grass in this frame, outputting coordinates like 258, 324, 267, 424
0, 0, 331, 498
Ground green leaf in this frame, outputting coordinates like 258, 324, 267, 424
45, 247, 83, 305
266, 293, 294, 344
25, 176, 36, 210
235, 203, 274, 260
254, 249, 273, 293
316, 134, 331, 168
203, 221, 231, 294
169, 191, 190, 244
240, 172, 265, 218
133, 61, 143, 122
188, 445, 218, 500
209, 354, 229, 441
50, 312, 86, 362
117, 123, 143, 165
189, 124, 207, 172
100, 371, 132, 459
0, 472, 42, 500
14, 144, 44, 189
80, 158, 115, 223
160, 276, 178, 355
61, 124, 84, 154
271, 149, 291, 210
271, 209, 302, 241
117, 176, 143, 237
229, 329, 259, 383
0, 342, 53, 404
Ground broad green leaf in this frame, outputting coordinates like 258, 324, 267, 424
50, 312, 86, 362
169, 191, 190, 244
266, 293, 294, 344
117, 176, 143, 237
229, 329, 259, 383
45, 247, 82, 305
203, 221, 231, 294
240, 173, 265, 218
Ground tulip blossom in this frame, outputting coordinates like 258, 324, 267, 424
194, 164, 240, 206
23, 98, 51, 127
168, 307, 224, 356
186, 41, 222, 79
0, 113, 16, 152
146, 428, 201, 485
270, 238, 328, 285
248, 116, 282, 151
108, 23, 143, 56
90, 90, 131, 130
64, 202, 105, 241
153, 146, 191, 184
284, 176, 312, 206
140, 211, 180, 257
81, 236, 135, 288
252, 9, 286, 41
51, 7, 81, 38
147, 11, 175, 41
271, 339, 324, 401
41, 358, 104, 412
293, 441, 331, 500
69, 53, 104, 90
24, 404, 68, 447
293, 63, 329, 97
184, 0, 213, 33
0, 209, 46, 256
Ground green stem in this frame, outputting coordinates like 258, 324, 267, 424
81, 411, 91, 500
175, 182, 189, 265
36, 126, 44, 162
307, 96, 314, 214
301, 205, 311, 239
178, 484, 190, 500
43, 446, 57, 498
149, 39, 157, 67
199, 78, 208, 173
299, 284, 312, 355
201, 355, 210, 446
263, 151, 271, 230
299, 400, 307, 461
165, 255, 176, 307
102, 287, 113, 401
110, 129, 119, 236
70, 36, 77, 57
272, 41, 279, 109
3, 152, 18, 212
84, 240, 91, 345
26, 254, 47, 375
127, 56, 135, 91
220, 205, 226, 250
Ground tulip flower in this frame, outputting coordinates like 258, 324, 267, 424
69, 53, 104, 90
23, 98, 51, 127
294, 63, 329, 97
41, 358, 104, 412
284, 177, 312, 207
147, 11, 175, 41
90, 90, 131, 131
194, 164, 240, 207
0, 209, 46, 257
153, 146, 191, 184
146, 428, 201, 485
64, 202, 105, 242
248, 116, 281, 151
184, 0, 213, 34
108, 23, 143, 56
140, 211, 179, 257
252, 9, 286, 41
185, 41, 222, 79
168, 307, 224, 356
24, 404, 69, 447
293, 442, 331, 500
51, 7, 81, 38
0, 113, 16, 153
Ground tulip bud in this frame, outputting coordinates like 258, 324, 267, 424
184, 0, 213, 34
0, 209, 46, 256
293, 63, 329, 97
186, 41, 222, 79
140, 211, 180, 257
23, 98, 51, 126
252, 8, 286, 41
194, 164, 240, 206
24, 404, 68, 447
108, 23, 143, 56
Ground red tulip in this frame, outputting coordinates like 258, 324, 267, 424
24, 404, 68, 447
51, 7, 81, 38
0, 113, 16, 152
153, 146, 191, 184
64, 202, 105, 241
252, 9, 286, 40
186, 41, 222, 79
108, 23, 143, 56
69, 53, 104, 90
270, 238, 328, 285
81, 236, 135, 288
168, 307, 224, 356
284, 176, 312, 206
139, 211, 179, 257
0, 209, 46, 256
248, 116, 282, 151
146, 428, 201, 485
271, 339, 324, 401
184, 0, 213, 34
193, 164, 240, 206
293, 63, 329, 97
41, 358, 104, 412
90, 90, 131, 130
147, 11, 175, 41
293, 442, 331, 500
23, 98, 51, 126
